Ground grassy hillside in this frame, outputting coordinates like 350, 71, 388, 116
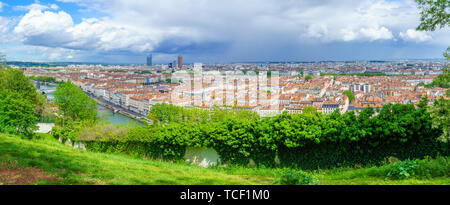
0, 134, 448, 185
0, 134, 276, 185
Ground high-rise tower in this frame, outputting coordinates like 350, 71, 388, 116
146, 54, 153, 66
178, 55, 183, 69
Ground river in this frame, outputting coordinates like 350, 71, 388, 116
39, 84, 145, 127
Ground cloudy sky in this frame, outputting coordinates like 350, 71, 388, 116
0, 0, 448, 64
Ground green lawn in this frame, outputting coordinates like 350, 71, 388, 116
0, 134, 275, 185
0, 133, 448, 185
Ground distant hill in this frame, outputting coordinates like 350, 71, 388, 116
5, 61, 84, 67
5, 61, 134, 67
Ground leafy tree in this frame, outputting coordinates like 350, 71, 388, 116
148, 103, 184, 124
302, 106, 317, 115
343, 90, 355, 103
0, 90, 38, 137
429, 97, 450, 142
415, 0, 449, 31
305, 75, 313, 82
0, 63, 39, 137
0, 67, 38, 105
35, 92, 56, 123
429, 48, 450, 88
415, 0, 449, 88
415, 0, 449, 142
29, 76, 59, 84
54, 81, 97, 123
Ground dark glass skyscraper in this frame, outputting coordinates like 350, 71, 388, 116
146, 54, 152, 66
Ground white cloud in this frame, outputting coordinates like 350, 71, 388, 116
399, 29, 432, 42
14, 9, 73, 37
306, 24, 329, 39
14, 3, 51, 11
359, 26, 394, 41
13, 8, 174, 54
53, 0, 414, 44
0, 16, 16, 43
9, 0, 448, 62
0, 2, 3, 12
50, 4, 59, 10
340, 28, 359, 42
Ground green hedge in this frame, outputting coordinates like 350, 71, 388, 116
75, 102, 449, 169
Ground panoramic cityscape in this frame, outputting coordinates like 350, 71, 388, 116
22, 59, 448, 120
0, 0, 449, 201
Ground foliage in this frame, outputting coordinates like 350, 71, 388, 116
320, 72, 390, 77
0, 66, 39, 137
275, 170, 319, 185
29, 76, 59, 84
134, 70, 152, 74
421, 61, 449, 88
2, 133, 448, 185
108, 70, 127, 73
78, 123, 130, 142
415, 0, 449, 31
52, 119, 92, 143
54, 81, 97, 123
412, 156, 450, 178
385, 160, 418, 180
305, 75, 313, 81
414, 0, 450, 145
342, 90, 355, 103
76, 102, 448, 169
429, 97, 450, 142
0, 134, 275, 185
302, 106, 318, 115
294, 75, 303, 79
0, 90, 38, 137
0, 67, 38, 104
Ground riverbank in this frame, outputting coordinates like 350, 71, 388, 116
91, 95, 149, 125
31, 80, 59, 87
36, 82, 147, 126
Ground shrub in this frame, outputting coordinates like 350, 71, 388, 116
385, 160, 418, 180
413, 156, 450, 179
275, 170, 319, 185
78, 123, 130, 142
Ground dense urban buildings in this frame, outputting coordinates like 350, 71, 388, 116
22, 60, 448, 118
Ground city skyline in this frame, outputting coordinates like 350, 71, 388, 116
0, 0, 449, 64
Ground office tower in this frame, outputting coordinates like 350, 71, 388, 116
178, 55, 183, 69
146, 54, 152, 66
